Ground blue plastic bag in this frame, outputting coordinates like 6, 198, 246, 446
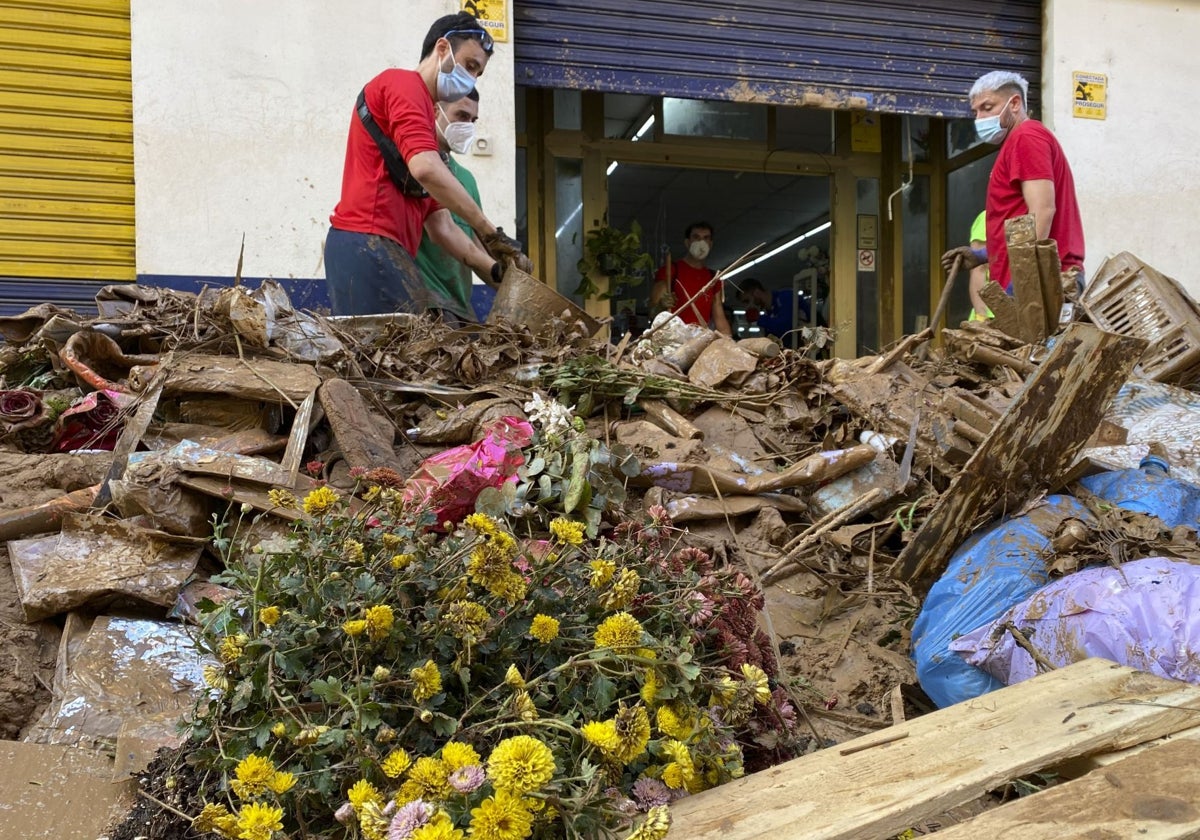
1078, 458, 1200, 529
911, 495, 1093, 708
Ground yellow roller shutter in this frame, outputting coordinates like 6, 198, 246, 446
0, 0, 133, 282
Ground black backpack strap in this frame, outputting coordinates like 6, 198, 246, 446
355, 88, 430, 198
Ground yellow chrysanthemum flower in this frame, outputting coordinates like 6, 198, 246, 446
302, 485, 340, 516
270, 722, 287, 738
601, 568, 641, 610
612, 703, 651, 764
380, 533, 403, 549
266, 488, 297, 510
203, 664, 230, 692
230, 753, 276, 799
364, 604, 394, 641
589, 559, 615, 589
193, 802, 232, 833
266, 770, 296, 795
740, 663, 772, 705
463, 512, 499, 536
640, 668, 661, 705
412, 811, 466, 840
343, 539, 365, 563
660, 739, 696, 791
359, 800, 389, 840
411, 659, 443, 703
626, 805, 671, 840
710, 675, 738, 705
292, 724, 329, 746
381, 747, 412, 778
399, 756, 453, 802
486, 735, 556, 796
593, 612, 643, 650
347, 778, 383, 811
444, 600, 490, 640
581, 720, 620, 753
392, 552, 415, 570
529, 614, 559, 643
259, 606, 281, 627
468, 790, 533, 840
511, 689, 538, 722
549, 516, 586, 546
656, 704, 696, 740
441, 741, 482, 771
217, 634, 246, 664
343, 619, 368, 637
504, 664, 525, 689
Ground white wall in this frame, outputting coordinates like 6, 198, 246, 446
130, 0, 516, 281
1045, 0, 1200, 294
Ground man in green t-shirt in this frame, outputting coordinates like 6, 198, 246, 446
415, 89, 486, 323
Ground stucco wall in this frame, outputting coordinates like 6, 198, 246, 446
1045, 0, 1200, 294
130, 0, 516, 282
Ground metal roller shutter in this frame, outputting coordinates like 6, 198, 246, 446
0, 0, 133, 291
514, 0, 1041, 116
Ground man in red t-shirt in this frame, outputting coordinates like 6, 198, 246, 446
942, 71, 1085, 297
326, 13, 528, 316
649, 221, 732, 336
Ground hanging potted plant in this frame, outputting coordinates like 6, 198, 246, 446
575, 220, 656, 301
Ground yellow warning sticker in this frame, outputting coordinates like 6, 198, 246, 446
1072, 71, 1106, 120
462, 0, 508, 43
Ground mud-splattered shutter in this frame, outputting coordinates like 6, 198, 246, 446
513, 0, 1041, 116
0, 0, 133, 293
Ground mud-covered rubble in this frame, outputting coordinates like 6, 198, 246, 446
0, 249, 1198, 836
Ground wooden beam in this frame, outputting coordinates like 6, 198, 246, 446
665, 659, 1200, 840
933, 727, 1200, 839
895, 323, 1146, 581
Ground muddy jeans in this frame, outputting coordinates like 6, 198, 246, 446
324, 227, 428, 316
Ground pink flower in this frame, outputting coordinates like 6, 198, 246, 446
388, 800, 433, 840
448, 765, 485, 793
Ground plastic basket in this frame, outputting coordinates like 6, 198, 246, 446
485, 266, 600, 337
1083, 252, 1200, 386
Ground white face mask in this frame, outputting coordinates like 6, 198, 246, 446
437, 52, 476, 102
688, 239, 711, 261
442, 119, 476, 154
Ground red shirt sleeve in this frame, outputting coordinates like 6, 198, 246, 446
366, 69, 438, 164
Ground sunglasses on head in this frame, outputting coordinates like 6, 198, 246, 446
444, 28, 494, 54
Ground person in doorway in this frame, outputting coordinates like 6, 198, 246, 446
414, 89, 484, 323
649, 221, 732, 336
966, 210, 993, 321
325, 12, 529, 316
941, 71, 1085, 298
734, 277, 806, 340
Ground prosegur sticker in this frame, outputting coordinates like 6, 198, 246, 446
462, 0, 508, 42
1072, 71, 1107, 120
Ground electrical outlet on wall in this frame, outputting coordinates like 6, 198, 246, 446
472, 135, 493, 156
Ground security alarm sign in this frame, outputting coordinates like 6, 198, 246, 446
857, 249, 876, 272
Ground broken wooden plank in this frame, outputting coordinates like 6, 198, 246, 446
128, 353, 320, 403
177, 474, 363, 520
980, 281, 1024, 340
281, 390, 316, 486
896, 323, 1146, 581
93, 372, 165, 510
934, 726, 1200, 840
1009, 241, 1047, 343
1036, 238, 1064, 332
665, 659, 1200, 840
319, 378, 405, 472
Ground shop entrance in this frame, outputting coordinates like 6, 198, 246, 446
517, 88, 986, 357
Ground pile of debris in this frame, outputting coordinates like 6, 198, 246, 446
0, 244, 1197, 839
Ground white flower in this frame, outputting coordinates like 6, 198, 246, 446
523, 392, 575, 437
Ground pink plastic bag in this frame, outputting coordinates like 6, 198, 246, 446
402, 416, 533, 526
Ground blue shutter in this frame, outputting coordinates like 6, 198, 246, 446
514, 0, 1041, 117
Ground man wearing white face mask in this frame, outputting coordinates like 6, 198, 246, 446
941, 71, 1084, 297
649, 221, 733, 336
326, 13, 529, 316
415, 89, 485, 323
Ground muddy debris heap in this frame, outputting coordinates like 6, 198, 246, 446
0, 242, 1199, 840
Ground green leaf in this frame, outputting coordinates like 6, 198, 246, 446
475, 486, 507, 518
310, 677, 343, 704
588, 674, 617, 711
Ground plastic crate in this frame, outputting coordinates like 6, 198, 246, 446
1083, 252, 1200, 386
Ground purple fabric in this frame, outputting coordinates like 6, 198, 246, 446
950, 557, 1200, 686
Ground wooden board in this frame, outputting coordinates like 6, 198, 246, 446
933, 727, 1200, 839
319, 378, 405, 473
665, 659, 1200, 840
896, 323, 1146, 581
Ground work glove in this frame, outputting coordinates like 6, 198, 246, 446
490, 261, 504, 285
481, 227, 534, 274
940, 245, 984, 274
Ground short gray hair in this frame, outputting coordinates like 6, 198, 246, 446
969, 71, 1029, 106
